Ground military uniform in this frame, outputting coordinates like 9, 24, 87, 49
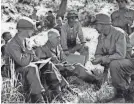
35, 40, 99, 86
95, 25, 134, 90
111, 8, 134, 34
4, 17, 46, 103
61, 21, 89, 64
92, 13, 134, 102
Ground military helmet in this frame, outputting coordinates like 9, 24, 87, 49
91, 13, 112, 25
66, 10, 78, 18
16, 17, 36, 30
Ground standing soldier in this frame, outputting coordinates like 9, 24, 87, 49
111, 0, 134, 35
60, 10, 89, 65
5, 17, 45, 103
91, 13, 134, 103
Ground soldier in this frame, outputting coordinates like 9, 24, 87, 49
1, 32, 12, 56
35, 27, 101, 91
60, 10, 89, 65
5, 17, 45, 103
91, 13, 134, 103
111, 0, 134, 98
111, 0, 134, 35
54, 16, 63, 34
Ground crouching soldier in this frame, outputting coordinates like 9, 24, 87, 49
60, 10, 89, 65
35, 28, 100, 90
91, 13, 134, 103
4, 17, 45, 103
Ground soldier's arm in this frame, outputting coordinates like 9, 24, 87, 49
108, 33, 126, 61
77, 22, 86, 44
95, 35, 103, 58
60, 25, 68, 51
9, 45, 35, 67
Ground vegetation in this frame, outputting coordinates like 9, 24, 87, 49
1, 0, 134, 103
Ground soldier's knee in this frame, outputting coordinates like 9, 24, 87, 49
109, 60, 120, 72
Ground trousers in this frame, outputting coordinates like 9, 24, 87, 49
109, 59, 134, 90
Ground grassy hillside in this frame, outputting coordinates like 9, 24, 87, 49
1, 0, 134, 103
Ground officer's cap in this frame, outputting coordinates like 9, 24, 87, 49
17, 17, 36, 30
91, 13, 112, 25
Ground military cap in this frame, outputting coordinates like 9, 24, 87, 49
91, 13, 112, 25
66, 10, 78, 18
116, 0, 129, 3
16, 17, 36, 30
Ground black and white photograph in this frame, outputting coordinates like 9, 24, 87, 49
1, 0, 134, 103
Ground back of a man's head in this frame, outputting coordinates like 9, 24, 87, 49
2, 32, 12, 42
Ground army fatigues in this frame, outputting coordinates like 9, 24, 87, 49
111, 8, 134, 34
5, 35, 44, 95
95, 26, 134, 90
60, 21, 89, 64
111, 8, 134, 83
35, 41, 98, 85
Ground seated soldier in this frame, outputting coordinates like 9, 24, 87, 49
35, 26, 101, 90
60, 10, 89, 65
91, 13, 134, 103
1, 31, 12, 56
1, 32, 12, 77
27, 17, 76, 102
4, 17, 45, 103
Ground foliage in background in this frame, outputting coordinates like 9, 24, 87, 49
1, 0, 134, 103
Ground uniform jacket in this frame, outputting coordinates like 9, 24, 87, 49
60, 21, 85, 50
111, 8, 134, 34
5, 34, 35, 68
95, 26, 132, 61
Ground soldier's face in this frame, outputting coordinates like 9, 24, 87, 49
49, 35, 60, 47
4, 33, 12, 42
117, 1, 126, 8
94, 23, 103, 33
68, 16, 77, 24
28, 30, 34, 38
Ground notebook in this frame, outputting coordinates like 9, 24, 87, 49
65, 54, 85, 65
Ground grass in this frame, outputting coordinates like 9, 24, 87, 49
1, 0, 134, 103
1, 27, 115, 103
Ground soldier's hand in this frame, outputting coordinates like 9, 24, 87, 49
33, 55, 40, 62
55, 63, 64, 71
65, 65, 75, 71
91, 57, 102, 65
101, 56, 110, 64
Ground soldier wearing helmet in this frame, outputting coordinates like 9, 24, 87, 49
60, 10, 89, 65
91, 13, 134, 103
111, 0, 134, 35
4, 17, 46, 103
